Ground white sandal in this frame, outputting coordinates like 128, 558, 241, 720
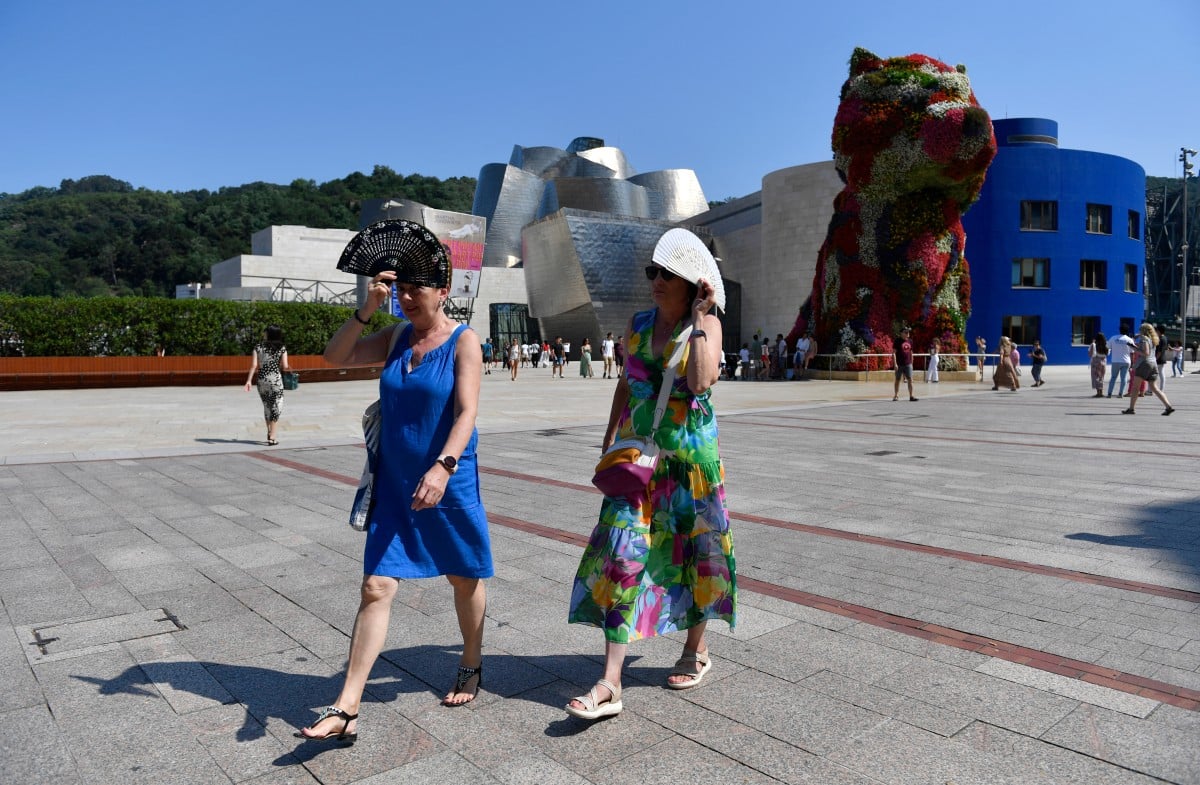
565, 678, 623, 719
667, 648, 712, 690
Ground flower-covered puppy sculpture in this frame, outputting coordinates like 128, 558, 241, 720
789, 48, 996, 370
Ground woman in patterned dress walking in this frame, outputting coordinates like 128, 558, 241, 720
566, 230, 737, 720
244, 325, 291, 445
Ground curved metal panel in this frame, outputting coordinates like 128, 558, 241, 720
542, 156, 619, 180
509, 145, 569, 175
472, 163, 509, 223
523, 210, 678, 342
577, 147, 636, 179
628, 169, 709, 222
476, 165, 544, 268
535, 178, 650, 221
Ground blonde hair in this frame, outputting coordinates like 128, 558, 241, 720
1140, 323, 1159, 345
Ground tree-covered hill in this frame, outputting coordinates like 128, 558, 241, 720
0, 167, 476, 298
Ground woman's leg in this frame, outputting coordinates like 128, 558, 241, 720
568, 639, 627, 711
299, 575, 399, 737
1150, 380, 1173, 410
667, 621, 709, 686
444, 575, 486, 705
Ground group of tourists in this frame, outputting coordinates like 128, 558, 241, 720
480, 335, 626, 381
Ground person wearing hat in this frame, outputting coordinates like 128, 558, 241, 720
297, 221, 493, 743
566, 228, 737, 720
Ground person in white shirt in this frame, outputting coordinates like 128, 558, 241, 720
793, 334, 812, 378
1107, 330, 1136, 398
601, 332, 616, 379
738, 344, 751, 380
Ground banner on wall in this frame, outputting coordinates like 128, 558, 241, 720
421, 208, 486, 300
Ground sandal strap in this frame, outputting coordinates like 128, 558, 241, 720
314, 705, 358, 723
452, 665, 482, 692
573, 678, 621, 711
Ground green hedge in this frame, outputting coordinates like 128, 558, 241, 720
0, 295, 401, 357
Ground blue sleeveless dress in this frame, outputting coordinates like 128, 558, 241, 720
363, 323, 494, 579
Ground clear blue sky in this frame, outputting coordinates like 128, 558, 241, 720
2, 0, 1196, 203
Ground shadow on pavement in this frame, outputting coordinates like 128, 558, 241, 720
1066, 495, 1200, 586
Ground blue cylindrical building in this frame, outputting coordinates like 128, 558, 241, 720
962, 119, 1145, 363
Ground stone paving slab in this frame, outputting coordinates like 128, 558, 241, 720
1, 367, 1199, 783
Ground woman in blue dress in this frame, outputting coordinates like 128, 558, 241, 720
297, 241, 491, 743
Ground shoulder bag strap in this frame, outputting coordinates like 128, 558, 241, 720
650, 324, 694, 432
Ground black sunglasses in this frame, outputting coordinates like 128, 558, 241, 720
644, 265, 679, 282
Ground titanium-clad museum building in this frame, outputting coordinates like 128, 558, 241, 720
471, 136, 841, 352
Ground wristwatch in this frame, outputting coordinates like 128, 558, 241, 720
690, 330, 707, 340
437, 455, 458, 474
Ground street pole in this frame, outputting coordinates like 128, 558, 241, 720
1181, 148, 1196, 369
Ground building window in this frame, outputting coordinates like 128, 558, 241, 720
1002, 315, 1040, 345
1086, 203, 1112, 234
1012, 258, 1050, 288
489, 303, 537, 348
1020, 201, 1058, 231
1080, 259, 1107, 290
1072, 316, 1101, 346
1128, 210, 1140, 240
1125, 264, 1138, 293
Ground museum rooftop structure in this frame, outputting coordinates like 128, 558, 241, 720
961, 118, 1146, 361
472, 137, 712, 345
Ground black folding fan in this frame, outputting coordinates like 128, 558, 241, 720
336, 219, 450, 287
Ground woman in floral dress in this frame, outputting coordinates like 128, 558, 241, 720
566, 236, 736, 720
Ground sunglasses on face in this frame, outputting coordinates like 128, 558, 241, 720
644, 265, 679, 282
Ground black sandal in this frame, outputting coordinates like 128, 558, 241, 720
294, 705, 358, 743
442, 664, 482, 706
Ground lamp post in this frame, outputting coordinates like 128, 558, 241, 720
1182, 148, 1196, 368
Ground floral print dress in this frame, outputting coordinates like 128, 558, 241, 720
568, 309, 737, 643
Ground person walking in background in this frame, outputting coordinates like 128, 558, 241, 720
566, 230, 736, 720
749, 333, 762, 381
298, 233, 492, 743
759, 338, 771, 380
244, 325, 291, 446
975, 336, 987, 381
991, 336, 1019, 391
614, 336, 625, 375
601, 332, 616, 378
1089, 332, 1108, 398
793, 332, 811, 379
1108, 328, 1135, 397
1029, 340, 1047, 387
776, 333, 789, 379
925, 337, 940, 383
481, 337, 494, 375
1154, 327, 1168, 387
508, 338, 520, 381
579, 338, 594, 378
892, 327, 918, 402
738, 343, 751, 380
1123, 324, 1175, 415
552, 337, 566, 379
1169, 339, 1183, 377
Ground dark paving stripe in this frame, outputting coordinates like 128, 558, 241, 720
476, 466, 1200, 605
248, 450, 1200, 712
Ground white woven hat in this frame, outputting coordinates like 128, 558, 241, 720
651, 228, 726, 311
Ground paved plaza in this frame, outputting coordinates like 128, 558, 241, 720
1, 364, 1199, 784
